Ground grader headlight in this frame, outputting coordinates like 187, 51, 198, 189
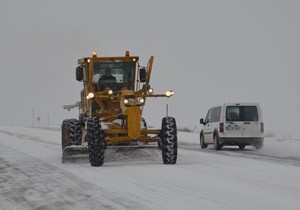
148, 88, 154, 94
139, 98, 145, 104
108, 89, 113, 95
165, 90, 174, 97
123, 99, 129, 104
86, 92, 94, 99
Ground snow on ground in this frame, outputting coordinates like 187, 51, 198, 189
0, 126, 300, 210
179, 131, 300, 162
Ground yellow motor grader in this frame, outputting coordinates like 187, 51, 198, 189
62, 51, 177, 166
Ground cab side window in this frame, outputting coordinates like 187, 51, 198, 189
210, 107, 221, 123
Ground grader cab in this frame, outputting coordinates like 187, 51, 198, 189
62, 51, 177, 166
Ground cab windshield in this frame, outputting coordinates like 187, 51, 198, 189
93, 62, 136, 92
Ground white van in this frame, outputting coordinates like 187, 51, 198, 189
199, 103, 264, 150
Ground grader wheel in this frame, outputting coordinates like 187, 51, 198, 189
161, 117, 177, 164
87, 117, 105, 167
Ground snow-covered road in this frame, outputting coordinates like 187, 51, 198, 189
0, 126, 300, 210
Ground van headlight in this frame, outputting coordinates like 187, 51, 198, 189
124, 99, 129, 104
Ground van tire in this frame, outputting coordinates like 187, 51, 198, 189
213, 134, 222, 150
239, 144, 246, 149
255, 141, 263, 150
200, 133, 207, 149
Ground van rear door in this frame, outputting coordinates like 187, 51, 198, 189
225, 105, 261, 137
224, 106, 243, 137
241, 106, 261, 137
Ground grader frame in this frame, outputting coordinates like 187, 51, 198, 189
62, 51, 177, 166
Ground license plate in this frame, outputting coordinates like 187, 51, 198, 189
226, 124, 241, 131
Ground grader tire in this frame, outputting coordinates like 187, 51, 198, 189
161, 117, 177, 164
61, 119, 82, 150
61, 120, 70, 150
87, 117, 105, 167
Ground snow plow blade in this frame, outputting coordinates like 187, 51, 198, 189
62, 146, 89, 163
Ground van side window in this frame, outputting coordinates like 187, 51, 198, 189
210, 107, 221, 123
205, 109, 212, 124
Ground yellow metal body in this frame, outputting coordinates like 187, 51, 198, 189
75, 52, 172, 144
126, 106, 141, 139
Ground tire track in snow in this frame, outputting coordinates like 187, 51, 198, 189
0, 133, 154, 210
179, 142, 300, 167
0, 129, 58, 146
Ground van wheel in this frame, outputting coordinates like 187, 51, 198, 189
213, 134, 222, 150
200, 134, 207, 149
239, 144, 246, 149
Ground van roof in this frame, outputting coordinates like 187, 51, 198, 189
210, 102, 260, 108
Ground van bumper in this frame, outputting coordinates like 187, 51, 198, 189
219, 137, 264, 146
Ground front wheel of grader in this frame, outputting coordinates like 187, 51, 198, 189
161, 117, 178, 164
87, 117, 105, 167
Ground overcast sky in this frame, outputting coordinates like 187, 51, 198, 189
1, 0, 299, 136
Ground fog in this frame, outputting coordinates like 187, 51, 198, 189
1, 1, 299, 136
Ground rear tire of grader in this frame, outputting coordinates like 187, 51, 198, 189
161, 117, 178, 164
61, 119, 82, 150
87, 117, 105, 167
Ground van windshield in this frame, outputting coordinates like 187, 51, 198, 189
226, 106, 258, 121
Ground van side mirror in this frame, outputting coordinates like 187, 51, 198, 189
200, 118, 205, 125
140, 68, 147, 83
76, 66, 84, 81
